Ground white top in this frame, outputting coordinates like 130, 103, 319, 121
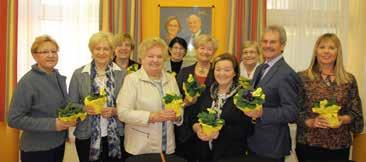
95, 76, 109, 137
239, 62, 259, 79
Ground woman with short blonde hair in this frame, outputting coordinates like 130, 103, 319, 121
239, 41, 263, 79
69, 31, 127, 162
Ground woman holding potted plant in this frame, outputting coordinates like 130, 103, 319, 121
192, 53, 254, 162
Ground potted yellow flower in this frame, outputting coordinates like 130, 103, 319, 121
162, 93, 183, 117
183, 74, 205, 102
197, 108, 225, 137
312, 99, 341, 128
58, 103, 87, 122
84, 87, 107, 114
234, 87, 266, 113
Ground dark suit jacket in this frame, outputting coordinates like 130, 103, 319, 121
175, 64, 214, 143
194, 88, 254, 162
247, 57, 300, 159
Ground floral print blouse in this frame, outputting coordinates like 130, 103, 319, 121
296, 71, 364, 149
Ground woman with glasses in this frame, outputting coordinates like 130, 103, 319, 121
239, 41, 262, 79
7, 35, 75, 162
164, 37, 190, 75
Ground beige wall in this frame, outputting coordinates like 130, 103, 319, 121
347, 0, 366, 133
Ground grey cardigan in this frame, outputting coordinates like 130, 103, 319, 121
68, 63, 126, 139
7, 64, 68, 151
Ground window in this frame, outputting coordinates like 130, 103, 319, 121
267, 0, 348, 71
17, 0, 100, 85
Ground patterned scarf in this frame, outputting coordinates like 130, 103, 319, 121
210, 81, 240, 117
208, 81, 240, 149
89, 61, 121, 161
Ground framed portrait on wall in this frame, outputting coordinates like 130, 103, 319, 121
159, 6, 213, 44
141, 0, 228, 58
158, 4, 214, 65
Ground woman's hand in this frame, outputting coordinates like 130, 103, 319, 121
148, 109, 177, 123
85, 105, 98, 115
338, 115, 352, 125
305, 116, 329, 128
55, 118, 76, 131
183, 96, 198, 107
101, 107, 117, 118
192, 123, 219, 141
243, 108, 263, 120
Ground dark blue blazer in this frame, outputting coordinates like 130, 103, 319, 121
247, 57, 301, 159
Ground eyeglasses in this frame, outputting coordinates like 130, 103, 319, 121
35, 50, 58, 55
242, 50, 258, 55
171, 47, 185, 52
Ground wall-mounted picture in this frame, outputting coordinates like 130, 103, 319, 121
159, 7, 212, 44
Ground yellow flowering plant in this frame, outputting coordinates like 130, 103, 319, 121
84, 87, 107, 114
183, 74, 205, 102
239, 76, 251, 89
58, 103, 87, 122
234, 87, 265, 113
197, 108, 225, 137
312, 99, 341, 128
127, 63, 139, 74
162, 93, 183, 117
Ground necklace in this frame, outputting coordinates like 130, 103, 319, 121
196, 65, 209, 75
96, 70, 106, 77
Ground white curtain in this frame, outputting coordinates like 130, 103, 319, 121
17, 0, 100, 85
267, 0, 348, 72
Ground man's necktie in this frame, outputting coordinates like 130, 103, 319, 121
253, 63, 269, 88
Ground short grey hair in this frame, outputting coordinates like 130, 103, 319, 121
262, 25, 287, 45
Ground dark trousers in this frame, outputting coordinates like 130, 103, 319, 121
247, 150, 285, 162
175, 136, 197, 162
21, 143, 65, 162
296, 143, 350, 162
75, 136, 129, 162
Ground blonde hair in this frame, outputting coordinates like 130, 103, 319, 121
31, 35, 59, 54
88, 31, 114, 53
138, 37, 168, 61
165, 16, 181, 33
241, 41, 263, 63
193, 34, 218, 51
306, 33, 351, 85
113, 33, 135, 50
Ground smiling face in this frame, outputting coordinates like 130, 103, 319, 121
166, 19, 180, 36
141, 46, 165, 77
241, 47, 259, 66
92, 41, 113, 66
187, 15, 202, 34
196, 43, 215, 63
316, 39, 337, 67
261, 31, 284, 61
214, 60, 236, 88
32, 41, 59, 73
169, 42, 186, 62
115, 40, 132, 60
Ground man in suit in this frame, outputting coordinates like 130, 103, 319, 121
244, 25, 300, 162
184, 14, 205, 66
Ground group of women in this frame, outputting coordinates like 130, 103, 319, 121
7, 30, 363, 162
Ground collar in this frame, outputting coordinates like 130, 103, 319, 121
136, 67, 170, 85
193, 30, 202, 37
31, 64, 59, 75
81, 62, 122, 74
265, 55, 283, 67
